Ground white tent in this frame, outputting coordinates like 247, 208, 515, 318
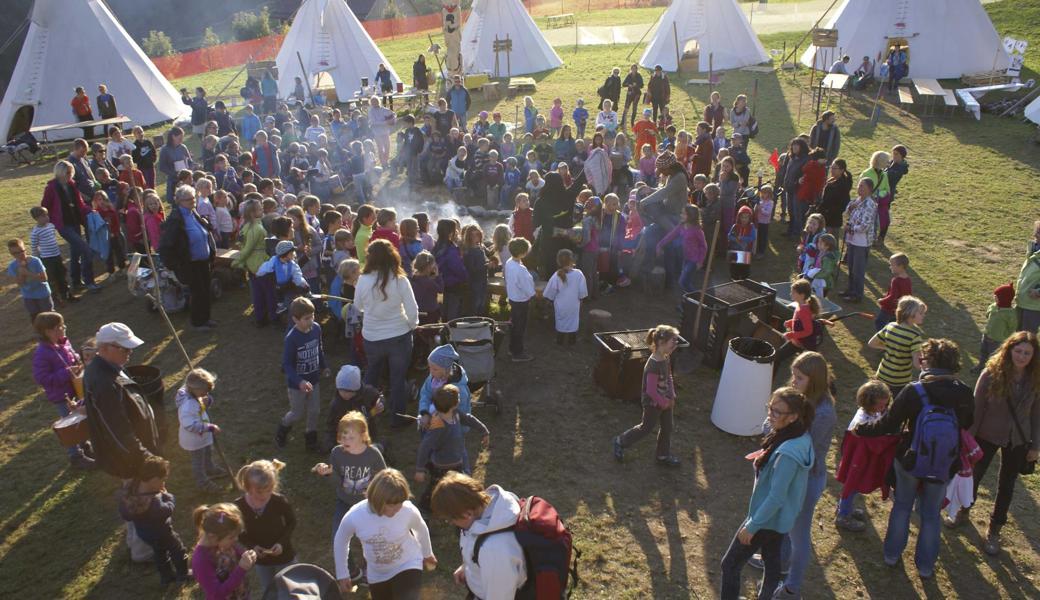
0, 0, 185, 141
461, 0, 563, 76
800, 0, 1010, 79
275, 0, 399, 103
640, 0, 768, 72
1025, 96, 1040, 126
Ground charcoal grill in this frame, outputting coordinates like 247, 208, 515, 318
682, 280, 776, 369
593, 329, 690, 401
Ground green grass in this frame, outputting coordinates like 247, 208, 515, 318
3, 2, 1040, 598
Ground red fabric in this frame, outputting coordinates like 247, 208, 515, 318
40, 179, 89, 231
783, 302, 814, 343
797, 160, 827, 202
71, 95, 92, 117
512, 208, 534, 242
877, 275, 912, 312
369, 227, 401, 248
119, 169, 145, 189
97, 205, 120, 236
769, 149, 780, 172
632, 120, 657, 153
125, 204, 143, 246
691, 137, 713, 177
835, 431, 901, 499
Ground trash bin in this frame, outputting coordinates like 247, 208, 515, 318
711, 337, 775, 436
125, 365, 166, 444
593, 329, 690, 401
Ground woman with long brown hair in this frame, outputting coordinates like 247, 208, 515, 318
355, 240, 418, 428
951, 332, 1040, 555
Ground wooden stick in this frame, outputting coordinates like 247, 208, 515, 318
211, 433, 237, 489
296, 51, 315, 106
691, 220, 721, 346
138, 211, 194, 369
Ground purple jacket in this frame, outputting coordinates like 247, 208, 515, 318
32, 339, 80, 404
657, 223, 707, 265
435, 242, 468, 290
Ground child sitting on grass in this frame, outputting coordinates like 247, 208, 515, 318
174, 368, 223, 492
119, 456, 191, 586
233, 459, 297, 592
834, 380, 899, 532
192, 503, 257, 599
414, 385, 489, 514
972, 283, 1018, 374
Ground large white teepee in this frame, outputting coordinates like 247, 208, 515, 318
0, 0, 185, 141
276, 0, 399, 103
640, 0, 768, 72
461, 0, 563, 76
800, 0, 1010, 79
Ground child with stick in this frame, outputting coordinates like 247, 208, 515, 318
175, 368, 223, 492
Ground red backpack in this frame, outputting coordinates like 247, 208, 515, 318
472, 496, 580, 599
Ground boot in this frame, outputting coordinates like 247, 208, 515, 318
304, 431, 320, 453
275, 424, 291, 448
984, 524, 1002, 556
70, 454, 97, 470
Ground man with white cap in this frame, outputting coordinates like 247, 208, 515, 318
84, 322, 160, 480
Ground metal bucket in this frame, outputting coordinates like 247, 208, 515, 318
728, 250, 752, 265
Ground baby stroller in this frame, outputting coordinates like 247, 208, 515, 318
126, 253, 189, 313
444, 317, 508, 413
260, 563, 342, 600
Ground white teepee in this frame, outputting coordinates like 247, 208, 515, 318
800, 0, 1010, 79
461, 0, 563, 76
640, 0, 768, 72
1025, 96, 1040, 126
0, 0, 185, 141
275, 0, 399, 103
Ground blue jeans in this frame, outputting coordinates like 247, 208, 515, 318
59, 225, 94, 287
780, 470, 827, 592
363, 331, 413, 417
845, 244, 869, 299
837, 492, 859, 517
874, 309, 895, 332
884, 460, 946, 572
678, 260, 699, 295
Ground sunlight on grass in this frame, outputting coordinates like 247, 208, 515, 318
59, 528, 124, 599
0, 393, 38, 431
0, 475, 85, 561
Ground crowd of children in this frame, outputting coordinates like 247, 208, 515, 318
19, 74, 1040, 600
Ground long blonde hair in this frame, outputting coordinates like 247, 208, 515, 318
235, 458, 285, 493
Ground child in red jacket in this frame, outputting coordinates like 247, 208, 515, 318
797, 148, 827, 206
835, 380, 900, 531
874, 252, 912, 331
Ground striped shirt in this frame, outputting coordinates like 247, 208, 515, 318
875, 321, 923, 386
30, 224, 61, 259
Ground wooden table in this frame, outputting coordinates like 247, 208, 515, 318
913, 78, 946, 116
815, 73, 850, 109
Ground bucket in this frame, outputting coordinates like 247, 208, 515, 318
728, 250, 751, 265
396, 82, 405, 94
711, 337, 775, 436
125, 365, 166, 443
360, 77, 369, 89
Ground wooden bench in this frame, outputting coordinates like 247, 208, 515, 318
941, 89, 959, 116
546, 13, 575, 28
897, 86, 915, 110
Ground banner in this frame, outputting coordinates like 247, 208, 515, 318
442, 2, 463, 76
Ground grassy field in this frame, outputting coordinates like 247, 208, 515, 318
2, 1, 1040, 598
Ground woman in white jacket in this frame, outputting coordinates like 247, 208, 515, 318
432, 472, 527, 600
355, 239, 419, 428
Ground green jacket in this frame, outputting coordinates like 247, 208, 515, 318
984, 303, 1018, 341
1016, 251, 1040, 311
860, 167, 890, 198
815, 251, 838, 292
233, 221, 267, 274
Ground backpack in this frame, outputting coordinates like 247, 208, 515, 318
473, 496, 580, 600
800, 319, 825, 351
907, 382, 960, 483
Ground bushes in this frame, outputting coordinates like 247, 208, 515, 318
201, 27, 221, 48
231, 7, 272, 41
141, 30, 174, 57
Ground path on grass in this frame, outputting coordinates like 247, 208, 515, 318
541, 0, 1001, 46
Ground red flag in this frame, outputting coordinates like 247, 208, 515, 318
769, 148, 780, 172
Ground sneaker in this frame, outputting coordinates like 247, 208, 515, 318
835, 515, 866, 532
771, 585, 800, 600
747, 554, 789, 575
983, 530, 1002, 556
70, 454, 97, 470
918, 567, 934, 579
85, 283, 102, 293
616, 276, 632, 288
655, 455, 680, 467
883, 555, 900, 567
850, 508, 867, 522
510, 353, 533, 362
612, 436, 624, 462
